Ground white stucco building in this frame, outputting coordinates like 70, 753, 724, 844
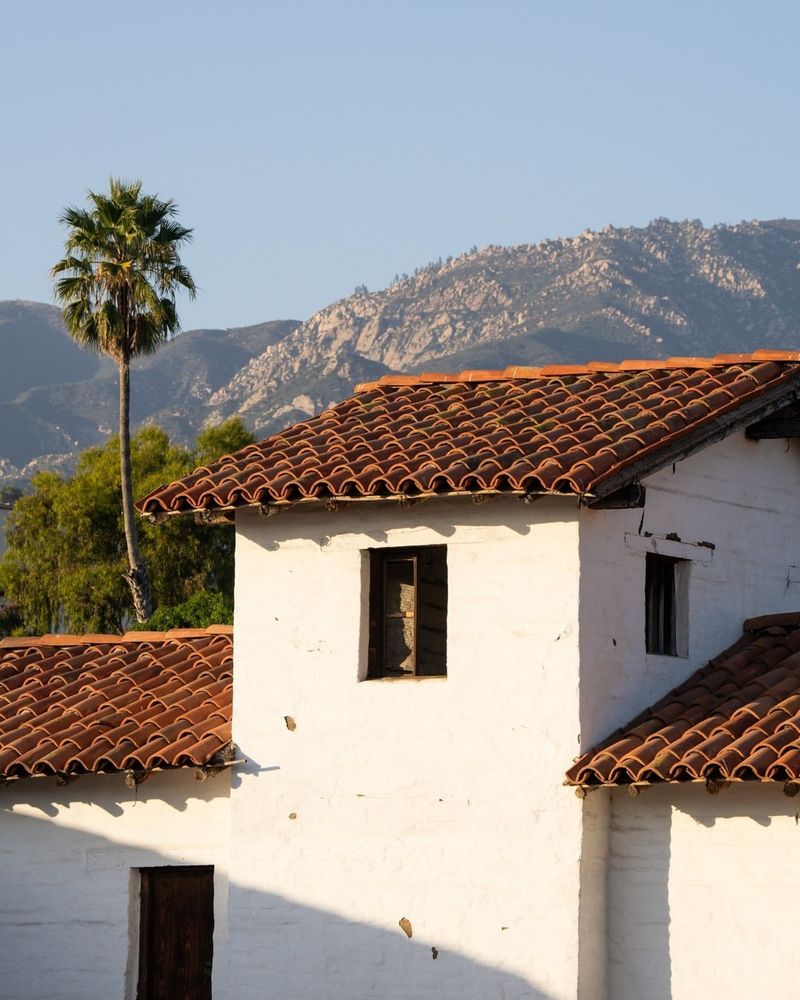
3, 352, 800, 998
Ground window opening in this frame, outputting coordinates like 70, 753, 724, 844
645, 553, 688, 656
368, 546, 447, 678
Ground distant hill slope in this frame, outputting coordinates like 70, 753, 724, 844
3, 217, 800, 483
0, 301, 101, 401
207, 218, 800, 435
0, 307, 299, 476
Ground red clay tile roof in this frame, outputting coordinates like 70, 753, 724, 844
137, 353, 800, 515
567, 614, 800, 787
0, 627, 232, 783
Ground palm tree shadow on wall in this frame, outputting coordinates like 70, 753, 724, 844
0, 775, 555, 1000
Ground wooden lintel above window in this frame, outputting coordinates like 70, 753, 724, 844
746, 402, 800, 440
588, 481, 646, 509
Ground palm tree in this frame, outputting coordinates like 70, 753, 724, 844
51, 179, 196, 622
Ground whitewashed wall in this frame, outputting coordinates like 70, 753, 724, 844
608, 782, 800, 1000
578, 432, 800, 749
578, 431, 800, 997
231, 497, 584, 1000
0, 768, 230, 1000
230, 432, 800, 999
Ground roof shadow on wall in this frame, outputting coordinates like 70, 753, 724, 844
0, 782, 555, 1000
256, 495, 577, 552
0, 767, 226, 818
674, 781, 787, 828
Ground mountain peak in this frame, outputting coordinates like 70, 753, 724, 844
3, 218, 800, 485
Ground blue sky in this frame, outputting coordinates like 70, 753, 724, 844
2, 1, 799, 329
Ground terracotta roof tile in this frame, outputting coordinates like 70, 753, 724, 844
137, 354, 800, 515
566, 615, 800, 787
0, 628, 232, 784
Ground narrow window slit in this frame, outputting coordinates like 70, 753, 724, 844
645, 552, 688, 657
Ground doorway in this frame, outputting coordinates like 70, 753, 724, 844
137, 865, 214, 1000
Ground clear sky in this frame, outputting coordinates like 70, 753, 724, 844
2, 1, 799, 329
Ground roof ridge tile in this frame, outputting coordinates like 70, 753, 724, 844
354, 352, 800, 392
743, 612, 800, 632
1, 625, 233, 650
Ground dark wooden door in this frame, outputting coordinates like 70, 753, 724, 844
137, 866, 214, 1000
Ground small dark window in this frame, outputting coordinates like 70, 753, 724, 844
368, 546, 447, 678
646, 553, 688, 656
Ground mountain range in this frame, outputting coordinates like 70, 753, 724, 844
2, 217, 800, 486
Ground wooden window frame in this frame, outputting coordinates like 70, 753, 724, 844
645, 552, 688, 657
367, 546, 447, 679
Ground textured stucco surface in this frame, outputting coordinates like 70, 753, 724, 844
1, 432, 799, 997
581, 432, 800, 997
578, 432, 800, 752
608, 782, 800, 1000
0, 769, 230, 1000
230, 497, 583, 999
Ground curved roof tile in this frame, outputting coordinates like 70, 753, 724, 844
0, 628, 233, 784
137, 354, 800, 515
566, 615, 800, 787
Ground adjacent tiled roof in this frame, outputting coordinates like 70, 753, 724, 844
137, 353, 800, 515
0, 627, 232, 783
567, 614, 800, 787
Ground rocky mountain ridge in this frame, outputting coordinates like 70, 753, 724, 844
206, 217, 800, 430
3, 217, 800, 485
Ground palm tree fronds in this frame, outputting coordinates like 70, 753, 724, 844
52, 178, 195, 360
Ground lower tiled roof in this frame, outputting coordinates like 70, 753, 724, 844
137, 353, 800, 515
0, 627, 232, 782
567, 614, 800, 787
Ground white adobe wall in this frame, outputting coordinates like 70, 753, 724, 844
578, 432, 800, 749
608, 782, 800, 1000
577, 432, 800, 997
0, 768, 230, 1000
231, 497, 585, 1000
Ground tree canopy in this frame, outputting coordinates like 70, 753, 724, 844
0, 419, 253, 636
51, 178, 196, 621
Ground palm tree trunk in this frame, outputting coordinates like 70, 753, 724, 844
118, 356, 153, 622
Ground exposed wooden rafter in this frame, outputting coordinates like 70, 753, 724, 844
746, 400, 800, 439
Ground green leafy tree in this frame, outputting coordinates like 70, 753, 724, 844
51, 178, 196, 621
0, 419, 254, 635
136, 591, 233, 632
0, 473, 63, 633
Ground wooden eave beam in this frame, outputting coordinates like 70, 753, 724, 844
592, 383, 800, 499
587, 481, 646, 509
745, 401, 800, 439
